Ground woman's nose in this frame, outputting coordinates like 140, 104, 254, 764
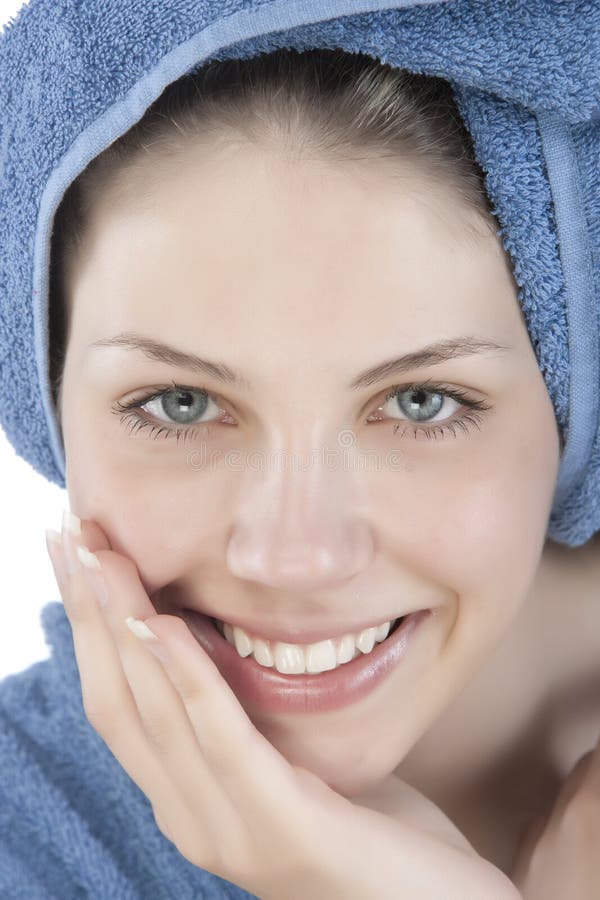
225, 447, 375, 592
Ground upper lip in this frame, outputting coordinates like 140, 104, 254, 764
180, 606, 423, 645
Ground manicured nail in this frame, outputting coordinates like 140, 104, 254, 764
62, 508, 81, 536
45, 528, 65, 585
61, 508, 82, 574
77, 545, 108, 607
126, 617, 158, 641
76, 545, 101, 571
45, 527, 63, 563
126, 617, 169, 662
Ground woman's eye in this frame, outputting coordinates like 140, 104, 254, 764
367, 382, 493, 441
141, 388, 218, 426
111, 380, 493, 445
112, 383, 227, 444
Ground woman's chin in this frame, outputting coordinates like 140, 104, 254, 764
249, 721, 393, 797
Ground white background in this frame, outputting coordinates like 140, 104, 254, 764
1, 0, 67, 679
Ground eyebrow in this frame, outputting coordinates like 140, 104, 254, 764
88, 332, 512, 391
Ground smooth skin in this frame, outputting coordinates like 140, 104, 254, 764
51, 138, 599, 894
510, 739, 600, 898
46, 516, 520, 899
57, 142, 561, 796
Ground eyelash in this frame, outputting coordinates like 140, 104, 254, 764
111, 377, 493, 445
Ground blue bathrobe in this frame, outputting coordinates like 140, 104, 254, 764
0, 0, 598, 896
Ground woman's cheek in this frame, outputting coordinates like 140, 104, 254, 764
66, 428, 240, 579
367, 422, 553, 621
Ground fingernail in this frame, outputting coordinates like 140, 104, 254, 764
62, 508, 81, 535
126, 617, 169, 662
77, 545, 109, 607
45, 527, 63, 566
126, 617, 158, 641
62, 508, 82, 574
45, 528, 66, 590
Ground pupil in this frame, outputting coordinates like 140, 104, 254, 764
398, 389, 443, 422
162, 389, 208, 424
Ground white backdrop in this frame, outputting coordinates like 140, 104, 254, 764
0, 0, 25, 30
1, 0, 67, 679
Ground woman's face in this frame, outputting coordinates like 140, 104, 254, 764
58, 140, 561, 797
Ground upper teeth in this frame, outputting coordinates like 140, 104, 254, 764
217, 618, 398, 675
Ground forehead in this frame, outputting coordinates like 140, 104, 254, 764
66, 144, 516, 345
82, 136, 494, 248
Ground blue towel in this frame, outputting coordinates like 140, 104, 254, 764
1, 0, 599, 548
0, 601, 258, 898
0, 1, 598, 896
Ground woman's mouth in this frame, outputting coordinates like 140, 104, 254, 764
210, 615, 406, 674
180, 608, 432, 714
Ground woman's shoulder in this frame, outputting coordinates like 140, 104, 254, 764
538, 532, 600, 697
537, 533, 600, 765
394, 533, 600, 874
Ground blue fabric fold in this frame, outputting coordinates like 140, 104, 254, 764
0, 2, 598, 890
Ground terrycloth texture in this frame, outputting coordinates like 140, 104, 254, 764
0, 600, 259, 899
0, 0, 599, 546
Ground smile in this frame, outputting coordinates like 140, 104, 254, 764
180, 608, 433, 714
212, 615, 404, 674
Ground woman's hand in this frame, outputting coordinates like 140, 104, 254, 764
46, 512, 521, 900
510, 734, 600, 900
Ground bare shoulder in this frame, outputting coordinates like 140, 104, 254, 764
538, 532, 600, 770
537, 531, 600, 653
392, 533, 600, 875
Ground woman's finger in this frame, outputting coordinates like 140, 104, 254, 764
54, 514, 298, 824
46, 529, 69, 596
131, 612, 312, 819
124, 612, 327, 878
46, 518, 196, 838
50, 512, 326, 880
92, 561, 239, 831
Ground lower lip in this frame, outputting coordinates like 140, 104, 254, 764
180, 609, 431, 714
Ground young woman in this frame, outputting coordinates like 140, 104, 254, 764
1, 2, 598, 898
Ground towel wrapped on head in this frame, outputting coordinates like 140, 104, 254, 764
0, 0, 598, 547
